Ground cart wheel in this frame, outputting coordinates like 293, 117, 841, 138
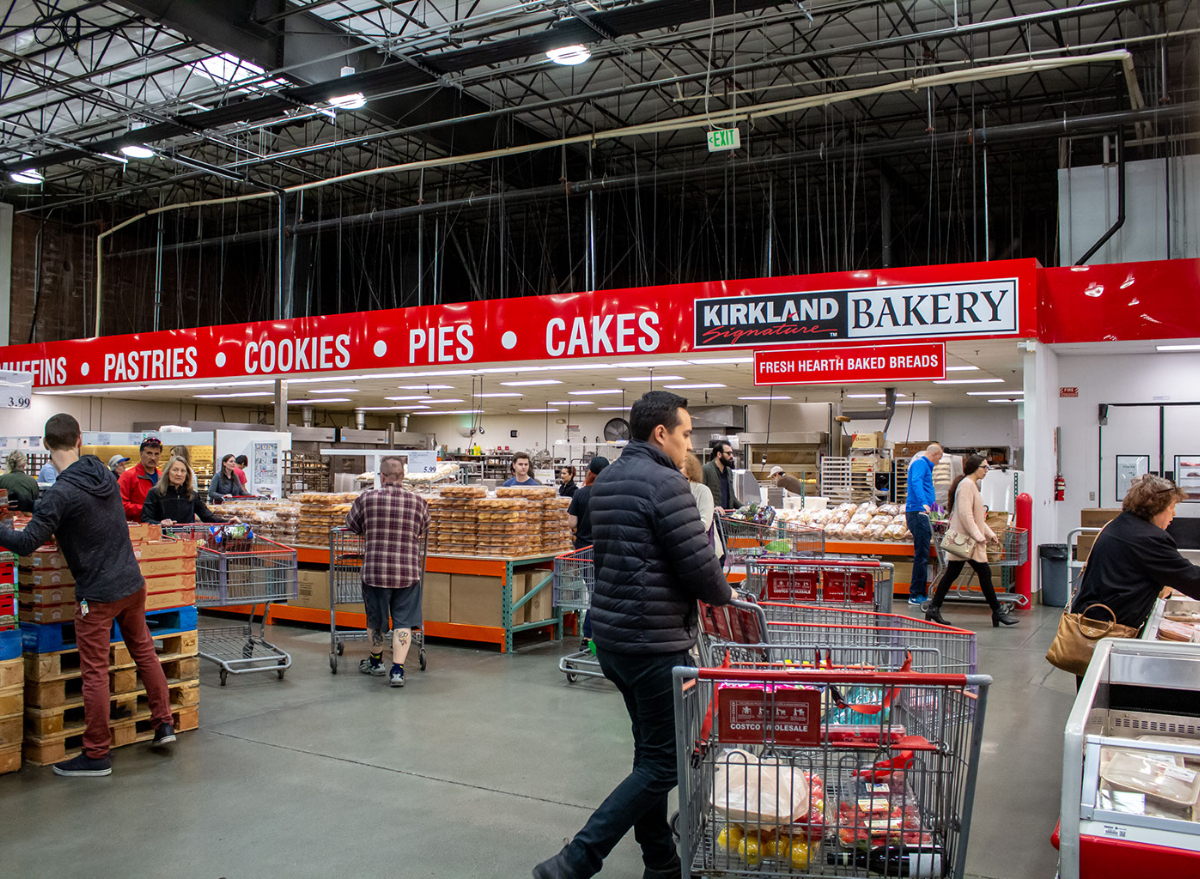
219, 669, 228, 686
336, 641, 344, 656
330, 654, 338, 673
670, 810, 680, 842
277, 668, 286, 680
566, 672, 578, 684
418, 648, 427, 671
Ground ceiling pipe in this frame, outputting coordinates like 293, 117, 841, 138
1075, 128, 1126, 265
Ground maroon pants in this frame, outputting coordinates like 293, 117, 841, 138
75, 588, 173, 758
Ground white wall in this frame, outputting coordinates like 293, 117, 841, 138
930, 406, 1020, 449
1059, 154, 1200, 264
1025, 345, 1060, 589
409, 411, 616, 454
1056, 350, 1200, 538
7, 394, 262, 438
744, 402, 828, 433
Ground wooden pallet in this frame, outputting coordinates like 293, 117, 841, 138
23, 629, 198, 683
0, 657, 21, 689
23, 704, 198, 766
24, 677, 198, 738
25, 666, 139, 709
0, 743, 19, 774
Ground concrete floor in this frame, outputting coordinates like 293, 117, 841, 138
0, 602, 1073, 879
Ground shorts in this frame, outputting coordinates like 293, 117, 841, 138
362, 581, 423, 632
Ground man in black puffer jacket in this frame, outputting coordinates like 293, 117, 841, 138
0, 414, 176, 778
534, 391, 732, 879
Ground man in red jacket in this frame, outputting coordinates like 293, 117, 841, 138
118, 437, 162, 521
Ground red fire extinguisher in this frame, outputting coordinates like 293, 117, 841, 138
1054, 474, 1065, 501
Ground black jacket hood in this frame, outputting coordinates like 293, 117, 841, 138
56, 455, 119, 499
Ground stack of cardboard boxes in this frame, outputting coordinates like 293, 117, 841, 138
0, 551, 19, 774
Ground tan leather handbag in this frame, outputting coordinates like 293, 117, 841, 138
1045, 604, 1140, 677
940, 527, 976, 560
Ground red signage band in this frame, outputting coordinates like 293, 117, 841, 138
753, 342, 946, 386
0, 260, 1039, 389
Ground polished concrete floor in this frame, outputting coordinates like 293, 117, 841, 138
0, 601, 1073, 879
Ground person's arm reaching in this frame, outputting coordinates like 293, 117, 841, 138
1144, 533, 1200, 599
653, 476, 732, 606
0, 489, 64, 556
195, 497, 225, 524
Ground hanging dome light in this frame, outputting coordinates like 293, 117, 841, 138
329, 65, 367, 110
9, 159, 42, 184
546, 45, 591, 65
119, 121, 155, 159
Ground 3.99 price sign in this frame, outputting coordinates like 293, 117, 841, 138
0, 370, 33, 410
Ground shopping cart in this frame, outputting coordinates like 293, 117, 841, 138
716, 512, 824, 565
328, 526, 428, 674
929, 517, 1029, 610
164, 523, 298, 685
552, 546, 602, 683
744, 557, 895, 613
698, 598, 978, 675
674, 663, 992, 878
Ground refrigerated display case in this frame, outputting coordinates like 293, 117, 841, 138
1175, 456, 1200, 502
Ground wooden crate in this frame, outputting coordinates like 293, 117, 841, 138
23, 629, 197, 683
25, 677, 199, 738
23, 704, 198, 767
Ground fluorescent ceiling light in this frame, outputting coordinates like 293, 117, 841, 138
422, 398, 464, 404
400, 385, 454, 390
309, 388, 358, 394
617, 375, 683, 382
10, 169, 43, 184
945, 365, 980, 371
437, 409, 484, 414
289, 398, 352, 404
597, 406, 630, 411
501, 380, 562, 386
846, 393, 908, 399
617, 360, 690, 368
194, 392, 275, 399
664, 383, 725, 389
385, 396, 433, 401
569, 389, 622, 395
880, 400, 932, 405
966, 390, 1023, 396
390, 405, 430, 410
987, 399, 1021, 404
329, 65, 366, 109
546, 45, 591, 65
739, 395, 792, 401
549, 400, 591, 405
476, 392, 523, 398
687, 357, 754, 365
520, 408, 559, 412
1156, 344, 1200, 352
932, 378, 1005, 385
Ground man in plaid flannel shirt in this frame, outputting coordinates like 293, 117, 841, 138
345, 456, 430, 687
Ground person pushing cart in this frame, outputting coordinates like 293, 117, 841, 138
344, 456, 430, 688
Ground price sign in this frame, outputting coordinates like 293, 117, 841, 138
405, 451, 438, 475
0, 371, 33, 410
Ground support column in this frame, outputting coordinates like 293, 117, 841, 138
274, 379, 288, 430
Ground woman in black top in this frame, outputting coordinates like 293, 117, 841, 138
143, 457, 232, 526
1071, 474, 1200, 631
558, 465, 578, 498
208, 454, 247, 501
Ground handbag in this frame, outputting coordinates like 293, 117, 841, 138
1044, 604, 1140, 677
940, 527, 976, 560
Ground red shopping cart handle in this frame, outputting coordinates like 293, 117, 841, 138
696, 667, 971, 686
752, 557, 882, 569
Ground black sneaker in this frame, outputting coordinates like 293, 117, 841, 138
152, 723, 176, 747
53, 753, 112, 777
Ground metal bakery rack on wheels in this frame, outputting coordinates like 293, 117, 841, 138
165, 524, 298, 685
743, 556, 896, 613
673, 660, 993, 878
552, 545, 600, 684
328, 526, 428, 674
928, 515, 1029, 612
1058, 638, 1200, 879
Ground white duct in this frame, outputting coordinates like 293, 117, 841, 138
355, 409, 366, 431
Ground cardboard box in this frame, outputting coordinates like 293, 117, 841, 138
851, 431, 886, 449
450, 574, 502, 627
19, 585, 74, 605
18, 602, 69, 623
22, 549, 67, 569
127, 523, 162, 542
144, 572, 195, 594
422, 571, 451, 623
145, 589, 194, 611
291, 569, 360, 612
524, 569, 554, 623
893, 442, 931, 460
139, 557, 193, 577
510, 574, 529, 625
133, 540, 194, 561
1080, 508, 1122, 528
19, 567, 74, 586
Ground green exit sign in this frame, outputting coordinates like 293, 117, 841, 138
706, 128, 741, 152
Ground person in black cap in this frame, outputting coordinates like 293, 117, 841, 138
118, 437, 162, 522
568, 456, 608, 651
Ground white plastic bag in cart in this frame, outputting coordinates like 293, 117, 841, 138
710, 748, 811, 828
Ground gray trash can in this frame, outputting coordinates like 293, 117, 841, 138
1040, 544, 1069, 607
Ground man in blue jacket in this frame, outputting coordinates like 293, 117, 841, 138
533, 391, 733, 879
906, 443, 943, 606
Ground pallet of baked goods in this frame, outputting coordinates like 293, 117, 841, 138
291, 492, 361, 545
214, 499, 300, 545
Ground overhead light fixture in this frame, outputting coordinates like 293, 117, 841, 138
568, 389, 622, 395
119, 122, 155, 159
520, 408, 559, 412
987, 399, 1021, 404
932, 378, 1005, 385
944, 365, 980, 372
880, 400, 933, 405
546, 45, 591, 65
9, 168, 43, 185
309, 388, 358, 394
739, 395, 792, 401
597, 406, 630, 411
687, 357, 754, 365
476, 392, 523, 398
385, 396, 433, 401
391, 405, 430, 410
400, 384, 453, 390
549, 400, 592, 405
329, 65, 366, 109
664, 383, 725, 389
966, 390, 1023, 396
421, 398, 464, 404
194, 392, 275, 399
618, 360, 690, 368
289, 397, 352, 404
846, 393, 908, 399
617, 375, 683, 382
438, 409, 484, 414
1156, 344, 1200, 352
501, 380, 562, 387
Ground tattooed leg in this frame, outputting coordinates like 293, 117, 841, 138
369, 629, 386, 655
392, 628, 412, 666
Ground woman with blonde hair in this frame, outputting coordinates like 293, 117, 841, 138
141, 456, 231, 527
684, 452, 723, 561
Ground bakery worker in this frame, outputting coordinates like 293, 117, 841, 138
769, 465, 807, 496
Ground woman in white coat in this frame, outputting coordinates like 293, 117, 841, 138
684, 453, 724, 562
925, 454, 1018, 628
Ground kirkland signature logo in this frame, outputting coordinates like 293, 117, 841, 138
694, 279, 1018, 348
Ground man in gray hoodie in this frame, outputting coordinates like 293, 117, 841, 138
0, 414, 176, 777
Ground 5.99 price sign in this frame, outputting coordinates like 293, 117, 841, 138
0, 370, 33, 409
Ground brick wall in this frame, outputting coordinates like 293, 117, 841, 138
9, 213, 94, 345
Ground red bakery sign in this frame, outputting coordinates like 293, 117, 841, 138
753, 342, 946, 385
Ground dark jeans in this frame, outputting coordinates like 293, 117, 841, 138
563, 648, 690, 877
930, 558, 1002, 613
906, 511, 932, 599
